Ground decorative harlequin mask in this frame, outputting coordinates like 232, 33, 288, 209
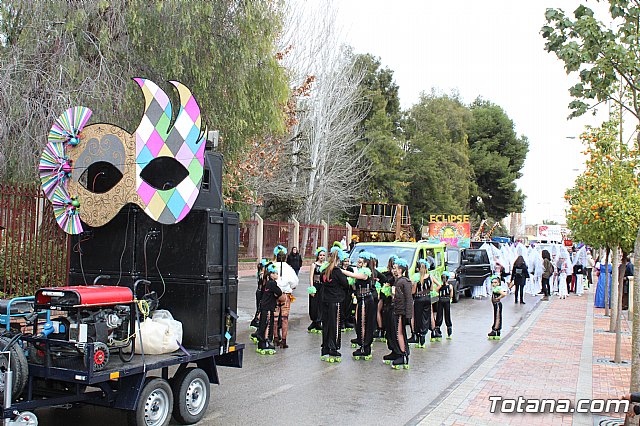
39, 79, 206, 234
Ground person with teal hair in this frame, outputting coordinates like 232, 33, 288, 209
435, 271, 454, 340
307, 247, 327, 333
250, 258, 269, 330
488, 275, 507, 340
319, 248, 350, 362
256, 263, 283, 355
273, 244, 298, 349
348, 251, 377, 360
385, 257, 412, 369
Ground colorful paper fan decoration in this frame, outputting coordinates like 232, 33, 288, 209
39, 141, 72, 200
51, 187, 83, 235
48, 106, 92, 145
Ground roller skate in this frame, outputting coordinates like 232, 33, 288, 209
280, 339, 288, 349
326, 350, 342, 363
382, 352, 400, 365
446, 327, 453, 340
415, 334, 427, 348
307, 323, 316, 333
250, 317, 259, 329
431, 328, 442, 342
256, 341, 276, 355
488, 330, 501, 340
342, 322, 355, 332
352, 347, 372, 361
350, 338, 361, 348
249, 333, 258, 344
407, 333, 417, 344
391, 354, 410, 370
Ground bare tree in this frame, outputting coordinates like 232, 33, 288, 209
254, 0, 370, 228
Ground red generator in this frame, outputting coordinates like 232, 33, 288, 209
33, 285, 136, 371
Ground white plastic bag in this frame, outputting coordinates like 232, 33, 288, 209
134, 310, 183, 355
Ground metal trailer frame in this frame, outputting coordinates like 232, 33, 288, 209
2, 337, 244, 419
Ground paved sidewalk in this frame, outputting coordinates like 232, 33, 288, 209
416, 287, 632, 426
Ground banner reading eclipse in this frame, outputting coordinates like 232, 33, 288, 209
422, 215, 471, 248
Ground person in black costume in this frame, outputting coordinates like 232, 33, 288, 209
286, 246, 303, 276
257, 263, 283, 354
320, 248, 350, 361
307, 247, 326, 333
251, 259, 268, 330
435, 272, 454, 340
346, 251, 377, 359
385, 257, 412, 368
379, 255, 397, 347
411, 259, 433, 347
509, 255, 530, 304
341, 258, 356, 331
488, 276, 507, 340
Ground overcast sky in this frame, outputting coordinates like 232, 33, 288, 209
333, 0, 616, 226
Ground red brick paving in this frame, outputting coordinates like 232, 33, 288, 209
437, 292, 633, 425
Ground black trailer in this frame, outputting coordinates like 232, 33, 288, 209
1, 151, 244, 426
3, 338, 243, 425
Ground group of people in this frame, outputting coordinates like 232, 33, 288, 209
250, 245, 299, 354
251, 244, 456, 369
472, 243, 594, 304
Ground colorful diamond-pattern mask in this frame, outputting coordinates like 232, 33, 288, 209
133, 78, 205, 224
40, 79, 206, 234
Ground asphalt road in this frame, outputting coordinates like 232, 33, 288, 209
34, 271, 539, 425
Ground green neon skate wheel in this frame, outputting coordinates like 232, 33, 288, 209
364, 355, 372, 360
403, 364, 410, 370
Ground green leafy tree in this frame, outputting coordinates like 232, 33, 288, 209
0, 0, 289, 183
353, 54, 408, 203
467, 99, 528, 219
565, 117, 640, 365
542, 0, 640, 397
403, 92, 472, 229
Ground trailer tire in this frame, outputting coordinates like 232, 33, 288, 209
128, 378, 173, 426
171, 368, 210, 425
0, 336, 28, 400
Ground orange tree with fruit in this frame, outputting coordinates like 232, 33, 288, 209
565, 118, 640, 255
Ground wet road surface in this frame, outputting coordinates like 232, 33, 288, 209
34, 271, 539, 425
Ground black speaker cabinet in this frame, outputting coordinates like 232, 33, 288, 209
160, 276, 238, 350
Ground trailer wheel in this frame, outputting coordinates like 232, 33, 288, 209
0, 336, 28, 400
128, 378, 173, 426
171, 368, 210, 425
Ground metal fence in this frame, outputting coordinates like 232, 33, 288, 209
239, 220, 258, 260
0, 183, 68, 296
299, 223, 323, 259
328, 225, 348, 247
262, 221, 294, 258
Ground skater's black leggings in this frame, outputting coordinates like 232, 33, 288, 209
492, 301, 503, 332
541, 277, 550, 297
413, 296, 432, 336
382, 305, 393, 350
355, 292, 376, 351
341, 290, 354, 328
388, 314, 410, 356
436, 298, 452, 328
514, 282, 525, 303
321, 302, 342, 355
257, 310, 275, 345
308, 292, 322, 328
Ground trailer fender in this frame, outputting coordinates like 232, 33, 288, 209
112, 373, 146, 410
195, 356, 219, 385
